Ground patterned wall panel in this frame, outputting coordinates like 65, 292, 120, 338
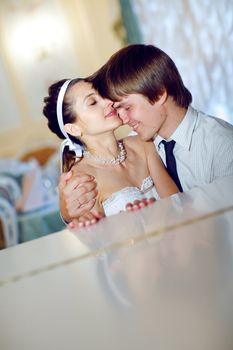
132, 0, 233, 123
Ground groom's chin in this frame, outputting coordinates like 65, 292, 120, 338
139, 132, 155, 142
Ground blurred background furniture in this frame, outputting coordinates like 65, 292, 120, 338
0, 175, 21, 248
0, 197, 18, 249
16, 142, 58, 166
0, 146, 65, 249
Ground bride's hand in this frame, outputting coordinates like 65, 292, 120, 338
125, 197, 156, 211
68, 210, 105, 229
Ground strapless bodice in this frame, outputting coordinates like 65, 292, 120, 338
102, 176, 159, 217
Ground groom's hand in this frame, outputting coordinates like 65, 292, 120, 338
125, 197, 156, 212
59, 170, 98, 222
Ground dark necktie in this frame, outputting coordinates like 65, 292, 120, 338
161, 140, 183, 192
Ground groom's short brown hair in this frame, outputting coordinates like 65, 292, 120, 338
89, 44, 192, 108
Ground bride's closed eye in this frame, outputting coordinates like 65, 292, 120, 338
88, 98, 97, 106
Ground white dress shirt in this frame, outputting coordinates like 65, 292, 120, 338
154, 105, 233, 191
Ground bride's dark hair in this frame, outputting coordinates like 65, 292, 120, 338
43, 78, 84, 172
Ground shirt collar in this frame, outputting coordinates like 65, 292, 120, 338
155, 105, 198, 151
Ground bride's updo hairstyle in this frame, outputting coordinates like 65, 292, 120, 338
43, 78, 84, 172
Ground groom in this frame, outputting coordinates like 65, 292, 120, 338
59, 44, 233, 224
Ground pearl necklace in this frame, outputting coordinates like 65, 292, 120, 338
83, 141, 126, 165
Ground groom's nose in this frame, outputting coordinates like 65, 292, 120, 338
113, 103, 130, 124
118, 110, 130, 124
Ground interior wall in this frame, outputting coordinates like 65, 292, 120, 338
0, 0, 123, 158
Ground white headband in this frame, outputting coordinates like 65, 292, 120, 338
56, 79, 72, 139
56, 79, 83, 171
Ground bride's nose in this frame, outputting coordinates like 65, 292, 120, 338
104, 98, 114, 108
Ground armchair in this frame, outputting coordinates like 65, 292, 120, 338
0, 154, 65, 249
0, 175, 21, 248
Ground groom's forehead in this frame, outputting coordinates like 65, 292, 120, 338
114, 96, 131, 107
114, 93, 144, 107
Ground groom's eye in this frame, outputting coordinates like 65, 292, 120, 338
113, 103, 121, 109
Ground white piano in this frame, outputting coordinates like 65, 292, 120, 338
0, 176, 233, 350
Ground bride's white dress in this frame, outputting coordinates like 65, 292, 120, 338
102, 176, 159, 216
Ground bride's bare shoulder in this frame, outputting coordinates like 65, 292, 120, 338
71, 158, 95, 177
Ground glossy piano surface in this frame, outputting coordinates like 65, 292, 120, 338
0, 176, 233, 350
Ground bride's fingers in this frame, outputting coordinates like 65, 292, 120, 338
138, 201, 147, 208
126, 199, 144, 211
68, 219, 80, 230
146, 197, 156, 204
125, 202, 134, 211
132, 201, 141, 211
91, 210, 105, 220
125, 197, 156, 212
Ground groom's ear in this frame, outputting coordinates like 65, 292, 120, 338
64, 123, 82, 137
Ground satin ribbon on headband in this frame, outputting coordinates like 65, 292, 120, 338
56, 79, 83, 172
59, 139, 83, 173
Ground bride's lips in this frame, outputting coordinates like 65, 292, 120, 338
105, 109, 118, 118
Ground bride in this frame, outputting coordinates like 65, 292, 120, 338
43, 78, 179, 224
